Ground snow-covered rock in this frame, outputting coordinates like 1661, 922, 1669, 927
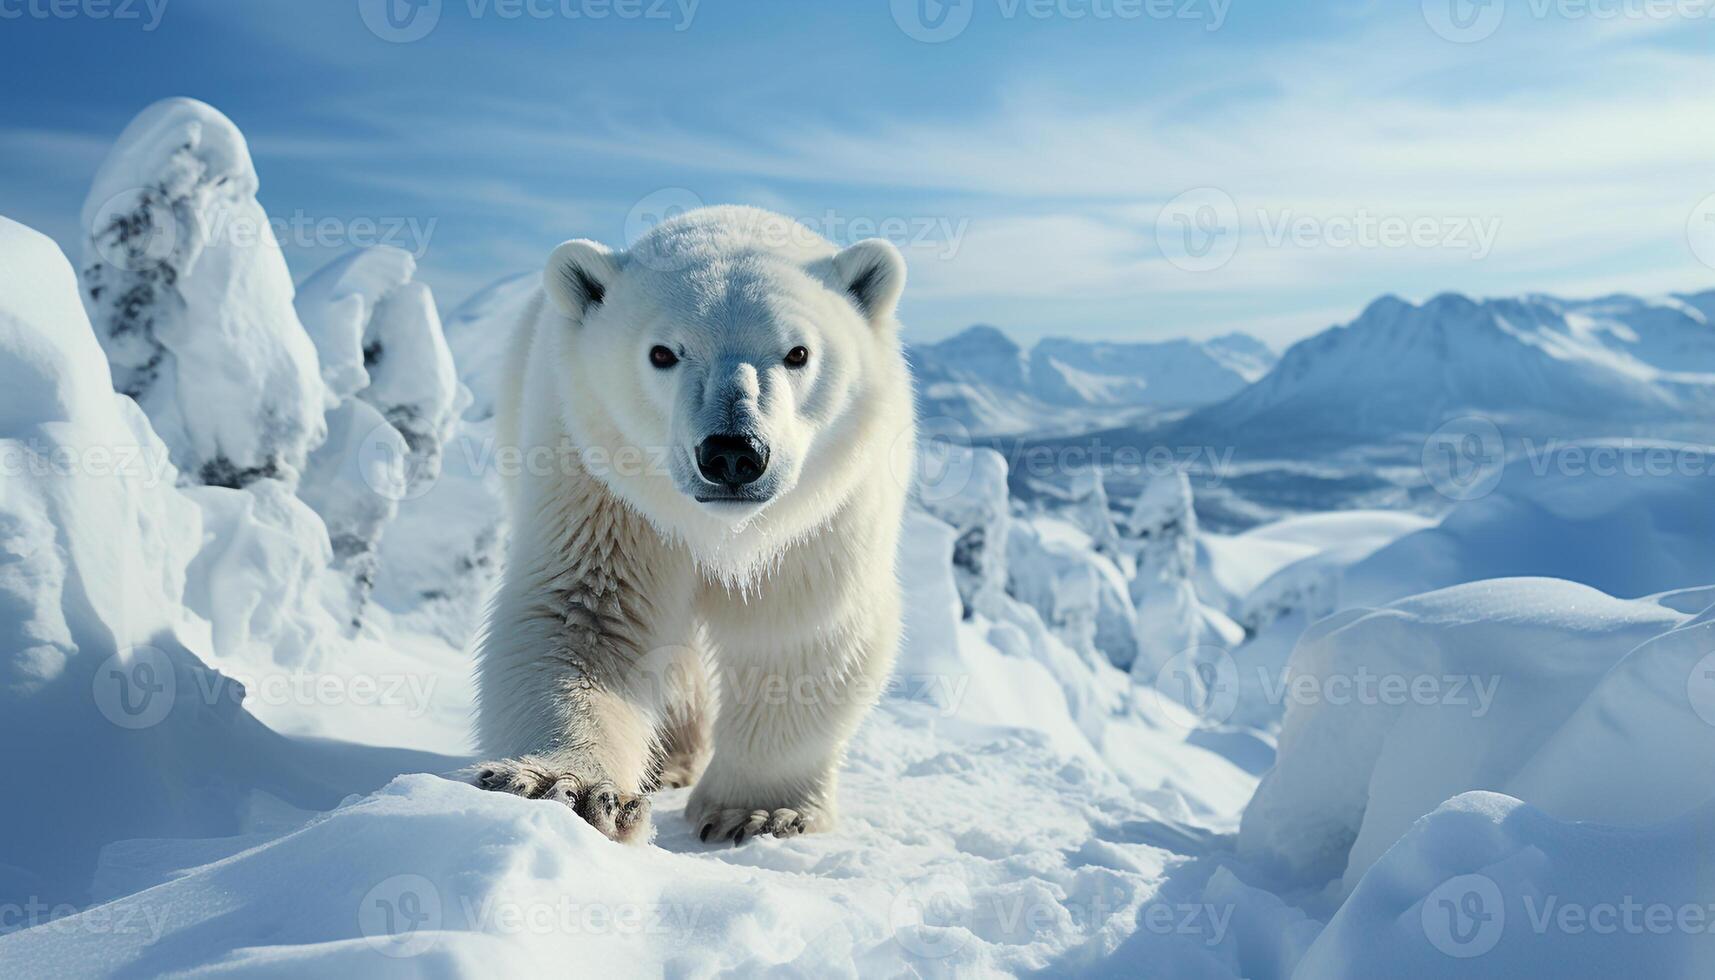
78, 97, 327, 488
1029, 333, 1275, 408
1238, 577, 1707, 896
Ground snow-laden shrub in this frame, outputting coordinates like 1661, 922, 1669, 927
293, 246, 467, 623
78, 97, 327, 489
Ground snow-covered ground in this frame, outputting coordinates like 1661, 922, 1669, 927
3, 99, 1713, 978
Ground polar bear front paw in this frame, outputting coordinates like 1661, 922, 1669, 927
472, 757, 651, 844
692, 805, 825, 845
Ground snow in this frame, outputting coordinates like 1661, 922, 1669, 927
1297, 791, 1715, 978
180, 479, 342, 673
0, 216, 452, 916
1342, 442, 1715, 608
5, 100, 1714, 977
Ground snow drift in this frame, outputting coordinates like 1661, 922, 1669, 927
1239, 577, 1715, 898
0, 217, 450, 913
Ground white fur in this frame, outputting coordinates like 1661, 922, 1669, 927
476, 206, 916, 843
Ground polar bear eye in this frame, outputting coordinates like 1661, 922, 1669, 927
649, 345, 678, 369
784, 346, 810, 369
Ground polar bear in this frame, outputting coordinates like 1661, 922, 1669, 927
472, 206, 916, 844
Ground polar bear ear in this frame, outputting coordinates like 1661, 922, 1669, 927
825, 238, 907, 325
544, 239, 621, 320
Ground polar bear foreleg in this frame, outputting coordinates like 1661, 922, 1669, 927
688, 615, 899, 844
471, 602, 663, 842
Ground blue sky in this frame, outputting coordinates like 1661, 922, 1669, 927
1, 0, 1711, 347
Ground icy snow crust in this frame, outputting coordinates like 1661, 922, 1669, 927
5, 99, 1715, 978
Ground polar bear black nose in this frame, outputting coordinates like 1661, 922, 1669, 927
696, 434, 769, 487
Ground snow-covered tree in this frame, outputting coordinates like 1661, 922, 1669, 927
1122, 469, 1204, 678
914, 443, 1012, 618
79, 97, 327, 488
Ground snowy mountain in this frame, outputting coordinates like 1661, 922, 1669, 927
911, 325, 1276, 435
1182, 291, 1715, 448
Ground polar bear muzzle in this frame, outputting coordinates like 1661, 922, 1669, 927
694, 433, 769, 494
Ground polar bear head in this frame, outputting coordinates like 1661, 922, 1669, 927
541, 205, 914, 580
